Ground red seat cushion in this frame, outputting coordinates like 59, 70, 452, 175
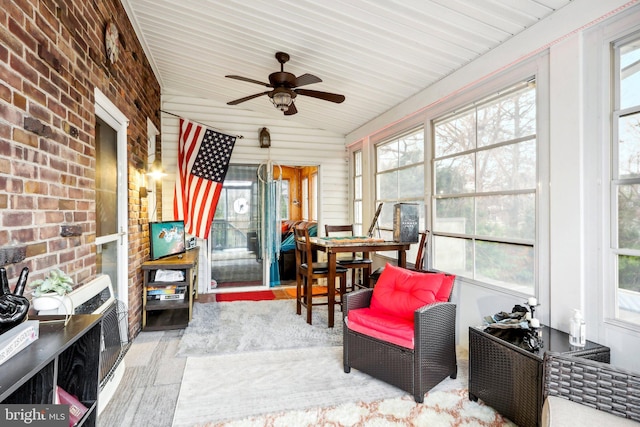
370, 264, 445, 321
347, 307, 415, 349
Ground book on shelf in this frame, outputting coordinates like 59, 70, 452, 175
147, 293, 185, 301
0, 320, 39, 366
56, 386, 88, 427
147, 284, 187, 295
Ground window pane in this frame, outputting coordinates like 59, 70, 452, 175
377, 170, 398, 200
477, 87, 536, 147
377, 140, 399, 172
477, 140, 536, 192
398, 165, 424, 198
476, 194, 535, 240
617, 255, 640, 323
378, 203, 395, 229
618, 112, 640, 179
620, 39, 640, 110
96, 241, 117, 293
354, 150, 363, 231
435, 154, 475, 194
280, 180, 290, 219
95, 117, 118, 237
433, 236, 472, 277
476, 240, 534, 292
618, 184, 640, 250
434, 197, 474, 234
355, 176, 362, 199
434, 110, 476, 157
399, 132, 424, 166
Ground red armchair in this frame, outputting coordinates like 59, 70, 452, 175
343, 263, 457, 403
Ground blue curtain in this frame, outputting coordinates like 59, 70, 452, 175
258, 161, 282, 287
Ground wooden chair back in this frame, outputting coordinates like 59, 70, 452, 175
414, 230, 430, 271
325, 224, 358, 259
293, 225, 312, 271
324, 224, 355, 236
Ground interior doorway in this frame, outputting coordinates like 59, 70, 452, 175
209, 163, 318, 291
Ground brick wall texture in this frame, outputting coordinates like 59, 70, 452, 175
1, 0, 162, 338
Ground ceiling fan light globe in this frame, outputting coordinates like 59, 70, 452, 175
271, 91, 292, 111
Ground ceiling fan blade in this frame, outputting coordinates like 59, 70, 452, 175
293, 73, 322, 88
227, 91, 271, 105
225, 75, 271, 87
295, 88, 345, 103
284, 102, 298, 116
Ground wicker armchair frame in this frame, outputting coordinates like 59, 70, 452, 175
343, 287, 457, 403
543, 351, 640, 423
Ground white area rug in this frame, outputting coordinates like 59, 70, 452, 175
172, 300, 516, 426
172, 346, 406, 426
176, 300, 342, 356
212, 391, 515, 427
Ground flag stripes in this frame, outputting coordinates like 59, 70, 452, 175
174, 118, 236, 239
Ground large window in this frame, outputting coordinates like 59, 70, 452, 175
612, 33, 640, 325
375, 129, 424, 262
432, 81, 537, 293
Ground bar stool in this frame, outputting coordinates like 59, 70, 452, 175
294, 225, 348, 325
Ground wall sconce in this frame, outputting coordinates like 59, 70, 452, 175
139, 158, 166, 198
146, 158, 166, 180
259, 127, 271, 148
137, 161, 150, 198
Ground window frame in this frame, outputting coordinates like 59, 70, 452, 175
373, 127, 425, 263
609, 30, 640, 327
431, 80, 537, 293
425, 55, 550, 298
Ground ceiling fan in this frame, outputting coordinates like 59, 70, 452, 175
225, 52, 345, 115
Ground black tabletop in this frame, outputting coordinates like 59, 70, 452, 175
482, 325, 609, 359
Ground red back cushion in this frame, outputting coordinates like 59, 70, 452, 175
370, 264, 445, 321
435, 274, 455, 302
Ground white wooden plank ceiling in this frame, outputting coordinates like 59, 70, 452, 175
121, 0, 573, 136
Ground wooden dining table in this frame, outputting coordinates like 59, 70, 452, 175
309, 236, 412, 327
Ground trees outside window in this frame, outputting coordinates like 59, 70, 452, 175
612, 33, 640, 325
432, 81, 537, 293
375, 129, 424, 263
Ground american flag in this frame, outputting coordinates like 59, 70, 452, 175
174, 118, 236, 239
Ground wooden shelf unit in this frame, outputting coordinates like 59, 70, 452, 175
0, 314, 102, 427
142, 247, 199, 331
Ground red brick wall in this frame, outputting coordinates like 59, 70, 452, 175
0, 0, 161, 338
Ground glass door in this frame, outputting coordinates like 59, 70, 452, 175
95, 89, 128, 306
210, 164, 264, 289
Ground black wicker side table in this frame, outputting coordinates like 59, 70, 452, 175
468, 325, 610, 427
